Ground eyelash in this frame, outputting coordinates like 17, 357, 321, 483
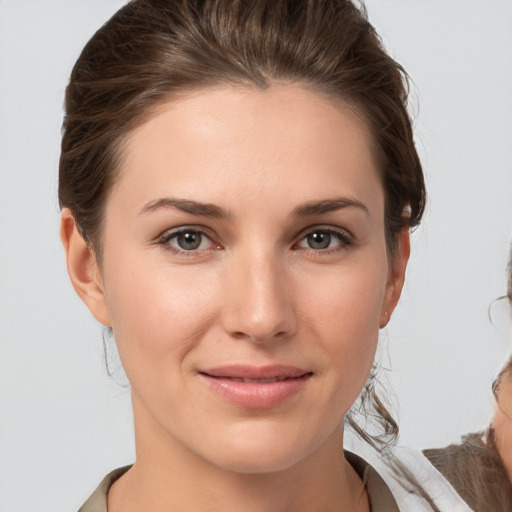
156, 225, 354, 257
156, 227, 221, 257
293, 226, 354, 254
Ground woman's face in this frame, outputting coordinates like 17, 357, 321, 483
491, 366, 512, 481
65, 85, 408, 473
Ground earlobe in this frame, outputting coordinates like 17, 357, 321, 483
379, 228, 410, 328
60, 209, 112, 327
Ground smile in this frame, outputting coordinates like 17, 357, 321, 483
212, 376, 293, 383
198, 365, 313, 409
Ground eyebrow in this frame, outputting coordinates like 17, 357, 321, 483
139, 198, 230, 218
138, 196, 368, 219
292, 197, 369, 217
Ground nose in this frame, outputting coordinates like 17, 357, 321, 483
220, 249, 297, 344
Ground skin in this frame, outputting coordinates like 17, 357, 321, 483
490, 367, 512, 482
61, 85, 409, 512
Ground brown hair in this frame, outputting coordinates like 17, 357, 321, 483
59, 0, 425, 451
59, 0, 425, 259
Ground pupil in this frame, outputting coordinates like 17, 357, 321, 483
308, 232, 330, 249
178, 231, 201, 250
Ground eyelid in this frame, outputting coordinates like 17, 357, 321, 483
156, 225, 222, 253
293, 225, 354, 251
156, 223, 216, 240
154, 224, 354, 254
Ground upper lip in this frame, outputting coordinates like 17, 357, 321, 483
199, 364, 311, 380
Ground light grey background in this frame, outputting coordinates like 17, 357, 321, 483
1, 1, 511, 511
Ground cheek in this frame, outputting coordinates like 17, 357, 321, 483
102, 256, 219, 375
494, 410, 512, 479
301, 258, 386, 334
493, 383, 512, 476
297, 258, 387, 384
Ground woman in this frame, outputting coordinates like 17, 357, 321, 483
422, 249, 512, 511
58, 0, 464, 510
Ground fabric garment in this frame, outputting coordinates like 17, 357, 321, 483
346, 451, 401, 511
78, 466, 130, 512
77, 452, 400, 512
423, 432, 512, 512
360, 446, 475, 512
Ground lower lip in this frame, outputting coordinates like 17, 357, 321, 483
199, 373, 312, 409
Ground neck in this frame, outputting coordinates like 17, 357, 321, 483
108, 398, 369, 512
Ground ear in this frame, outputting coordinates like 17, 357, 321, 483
379, 228, 410, 328
60, 209, 112, 327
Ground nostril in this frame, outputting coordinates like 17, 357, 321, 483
220, 277, 298, 343
227, 328, 290, 344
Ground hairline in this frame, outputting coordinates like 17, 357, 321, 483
87, 80, 396, 267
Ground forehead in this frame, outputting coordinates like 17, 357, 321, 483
112, 85, 383, 216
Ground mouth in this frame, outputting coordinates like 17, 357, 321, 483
200, 364, 310, 380
198, 365, 313, 409
205, 376, 300, 383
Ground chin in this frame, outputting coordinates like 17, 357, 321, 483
195, 422, 326, 475
212, 447, 307, 475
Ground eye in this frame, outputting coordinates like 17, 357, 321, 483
304, 231, 332, 250
159, 228, 219, 253
295, 228, 351, 251
174, 230, 204, 251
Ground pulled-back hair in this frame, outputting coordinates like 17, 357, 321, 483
59, 0, 426, 451
59, 0, 425, 258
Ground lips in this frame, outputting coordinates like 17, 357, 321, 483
214, 376, 290, 383
198, 365, 312, 409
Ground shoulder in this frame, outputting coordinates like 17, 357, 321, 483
77, 466, 131, 512
346, 451, 400, 512
351, 447, 475, 512
423, 432, 512, 512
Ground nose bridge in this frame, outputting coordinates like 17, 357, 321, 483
221, 245, 296, 343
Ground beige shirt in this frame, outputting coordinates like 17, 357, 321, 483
77, 452, 400, 512
423, 432, 512, 512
